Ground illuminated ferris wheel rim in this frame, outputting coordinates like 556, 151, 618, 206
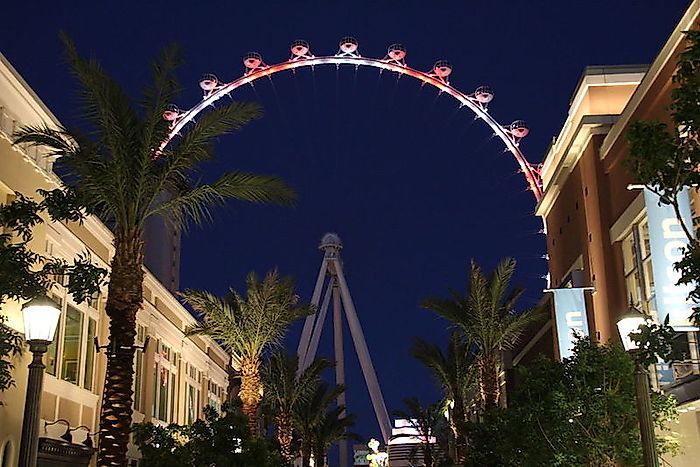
160, 39, 544, 201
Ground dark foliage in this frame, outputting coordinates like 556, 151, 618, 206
133, 403, 285, 467
0, 189, 107, 306
464, 338, 678, 467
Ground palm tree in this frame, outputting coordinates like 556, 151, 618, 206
182, 270, 311, 437
14, 36, 294, 466
391, 398, 448, 467
311, 406, 358, 467
411, 332, 477, 461
422, 258, 541, 410
262, 351, 333, 464
294, 382, 346, 467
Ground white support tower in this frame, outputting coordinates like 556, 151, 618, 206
297, 233, 392, 467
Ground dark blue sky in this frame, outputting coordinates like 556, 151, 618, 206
1, 0, 689, 450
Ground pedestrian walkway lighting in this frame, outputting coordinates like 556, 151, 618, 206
616, 302, 659, 467
18, 295, 61, 467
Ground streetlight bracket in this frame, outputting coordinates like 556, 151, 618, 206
94, 335, 150, 357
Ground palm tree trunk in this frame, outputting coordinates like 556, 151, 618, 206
97, 231, 144, 467
313, 447, 325, 467
300, 443, 312, 467
239, 356, 262, 437
452, 398, 467, 463
276, 412, 294, 464
478, 354, 500, 410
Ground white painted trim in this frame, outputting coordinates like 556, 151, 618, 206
609, 191, 646, 242
536, 119, 615, 217
600, 0, 700, 159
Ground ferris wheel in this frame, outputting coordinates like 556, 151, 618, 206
159, 36, 544, 201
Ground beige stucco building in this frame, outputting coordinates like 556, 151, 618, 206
0, 52, 230, 466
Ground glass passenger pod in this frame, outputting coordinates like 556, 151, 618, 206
474, 86, 494, 105
199, 74, 219, 91
386, 44, 407, 64
243, 52, 264, 70
291, 39, 311, 59
338, 36, 359, 56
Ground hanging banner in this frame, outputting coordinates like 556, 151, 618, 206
643, 188, 698, 331
549, 287, 589, 360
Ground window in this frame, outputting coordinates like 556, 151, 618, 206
61, 305, 83, 384
83, 318, 97, 390
207, 380, 223, 413
46, 294, 63, 376
133, 325, 146, 412
46, 286, 99, 390
622, 219, 656, 314
185, 363, 201, 424
152, 340, 177, 422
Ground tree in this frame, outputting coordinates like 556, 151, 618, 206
391, 397, 449, 467
183, 270, 312, 437
422, 258, 541, 410
411, 332, 476, 461
1, 189, 106, 398
310, 405, 358, 467
464, 338, 679, 467
133, 403, 285, 467
14, 36, 294, 465
262, 350, 333, 464
0, 189, 106, 306
626, 29, 700, 328
0, 314, 23, 400
294, 381, 346, 467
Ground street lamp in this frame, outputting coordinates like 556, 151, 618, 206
616, 303, 659, 467
17, 295, 61, 467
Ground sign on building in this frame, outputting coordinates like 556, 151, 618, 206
353, 445, 370, 466
550, 287, 590, 359
644, 188, 698, 331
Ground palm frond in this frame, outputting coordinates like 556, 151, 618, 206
140, 44, 183, 150
59, 32, 140, 163
146, 171, 296, 229
182, 270, 312, 362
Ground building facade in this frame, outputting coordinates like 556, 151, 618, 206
0, 52, 230, 466
524, 1, 700, 465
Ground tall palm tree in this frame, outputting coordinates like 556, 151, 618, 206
294, 382, 346, 467
311, 406, 358, 467
422, 259, 541, 410
262, 351, 333, 464
391, 398, 448, 467
182, 270, 312, 437
411, 332, 477, 460
14, 36, 294, 466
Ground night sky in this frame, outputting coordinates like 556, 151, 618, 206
1, 0, 689, 454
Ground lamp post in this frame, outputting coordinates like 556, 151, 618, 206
616, 304, 659, 467
17, 295, 61, 467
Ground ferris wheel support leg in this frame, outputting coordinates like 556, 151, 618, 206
332, 258, 392, 443
304, 277, 335, 369
297, 258, 328, 368
333, 281, 349, 467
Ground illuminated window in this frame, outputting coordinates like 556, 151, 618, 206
207, 380, 223, 413
185, 363, 201, 424
152, 340, 177, 422
133, 325, 146, 412
60, 305, 83, 384
83, 318, 97, 390
622, 219, 656, 314
46, 294, 63, 376
46, 286, 99, 390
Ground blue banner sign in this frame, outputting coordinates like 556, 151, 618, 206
643, 188, 698, 331
550, 287, 589, 360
